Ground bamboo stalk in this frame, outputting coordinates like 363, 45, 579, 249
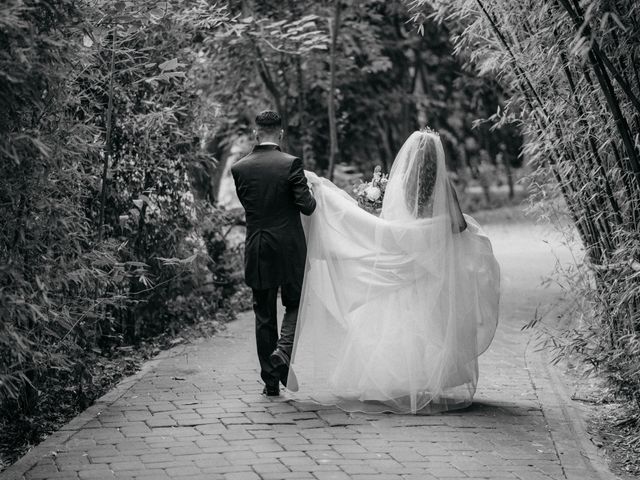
327, 0, 341, 181
475, 0, 547, 114
555, 0, 640, 181
295, 57, 309, 166
484, 3, 601, 259
580, 64, 639, 204
557, 47, 625, 227
560, 0, 640, 116
512, 7, 612, 259
97, 28, 117, 243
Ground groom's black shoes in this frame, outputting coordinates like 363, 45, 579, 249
262, 385, 280, 397
270, 348, 290, 388
270, 348, 290, 370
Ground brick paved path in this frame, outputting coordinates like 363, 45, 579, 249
1, 222, 619, 480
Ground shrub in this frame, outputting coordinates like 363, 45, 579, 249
0, 0, 242, 433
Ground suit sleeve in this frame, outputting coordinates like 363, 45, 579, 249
230, 166, 241, 198
289, 157, 316, 216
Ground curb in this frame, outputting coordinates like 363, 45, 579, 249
0, 345, 186, 480
525, 339, 620, 480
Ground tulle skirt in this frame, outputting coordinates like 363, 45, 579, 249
287, 176, 500, 414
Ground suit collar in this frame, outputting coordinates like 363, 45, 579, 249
252, 143, 281, 152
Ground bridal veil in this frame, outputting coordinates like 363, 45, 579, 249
287, 131, 500, 414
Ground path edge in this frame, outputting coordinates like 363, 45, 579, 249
526, 340, 620, 480
0, 345, 185, 480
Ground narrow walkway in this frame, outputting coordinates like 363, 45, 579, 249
1, 220, 618, 480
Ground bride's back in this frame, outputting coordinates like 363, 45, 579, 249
380, 131, 439, 221
381, 130, 466, 231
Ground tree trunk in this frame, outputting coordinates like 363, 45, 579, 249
98, 29, 117, 242
327, 0, 341, 181
376, 118, 393, 172
502, 154, 514, 200
296, 58, 314, 169
253, 44, 288, 149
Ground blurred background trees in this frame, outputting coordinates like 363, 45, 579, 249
200, 0, 524, 208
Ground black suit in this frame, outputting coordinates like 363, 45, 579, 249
231, 144, 316, 388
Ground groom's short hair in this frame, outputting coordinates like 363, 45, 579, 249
255, 110, 282, 134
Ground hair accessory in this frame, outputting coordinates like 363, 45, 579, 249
420, 126, 439, 136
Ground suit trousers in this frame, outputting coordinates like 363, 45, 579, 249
252, 283, 301, 387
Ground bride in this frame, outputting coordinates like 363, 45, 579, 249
286, 129, 500, 414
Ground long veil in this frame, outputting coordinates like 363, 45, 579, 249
288, 131, 500, 414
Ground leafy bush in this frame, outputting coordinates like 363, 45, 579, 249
0, 0, 245, 456
199, 0, 523, 187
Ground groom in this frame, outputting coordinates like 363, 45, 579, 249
231, 110, 316, 396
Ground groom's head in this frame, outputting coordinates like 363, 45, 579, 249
254, 110, 283, 145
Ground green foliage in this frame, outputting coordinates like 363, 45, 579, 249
408, 0, 640, 408
0, 0, 244, 455
194, 1, 331, 164
199, 0, 522, 187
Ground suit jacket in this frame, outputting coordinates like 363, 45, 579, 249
231, 144, 316, 290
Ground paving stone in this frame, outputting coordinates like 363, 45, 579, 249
89, 455, 139, 464
283, 443, 333, 452
223, 472, 261, 480
165, 476, 216, 480
198, 465, 253, 474
143, 459, 197, 470
165, 465, 203, 477
257, 450, 307, 459
400, 475, 439, 480
251, 462, 291, 475
167, 445, 203, 456
109, 460, 146, 471
78, 470, 117, 480
146, 416, 178, 428
349, 475, 403, 480
191, 454, 228, 468
261, 473, 315, 480
312, 472, 352, 480
222, 450, 259, 462
130, 472, 172, 480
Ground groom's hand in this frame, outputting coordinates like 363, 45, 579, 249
290, 159, 317, 215
304, 170, 320, 195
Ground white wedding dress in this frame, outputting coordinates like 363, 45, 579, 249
287, 131, 500, 414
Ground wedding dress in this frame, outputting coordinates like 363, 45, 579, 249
287, 131, 500, 414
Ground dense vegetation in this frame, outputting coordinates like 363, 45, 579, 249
408, 0, 640, 416
203, 0, 523, 195
0, 0, 247, 463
